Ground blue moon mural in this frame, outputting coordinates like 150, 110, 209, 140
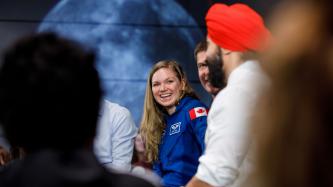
39, 0, 210, 125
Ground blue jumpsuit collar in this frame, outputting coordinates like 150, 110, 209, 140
172, 96, 192, 115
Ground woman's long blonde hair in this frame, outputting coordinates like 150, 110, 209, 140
140, 60, 197, 163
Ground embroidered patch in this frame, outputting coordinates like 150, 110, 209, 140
169, 122, 181, 135
189, 107, 207, 120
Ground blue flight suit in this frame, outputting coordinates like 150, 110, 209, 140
153, 96, 208, 187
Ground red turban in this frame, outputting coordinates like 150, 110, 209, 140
206, 3, 271, 52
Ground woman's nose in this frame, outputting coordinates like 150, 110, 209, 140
159, 83, 166, 91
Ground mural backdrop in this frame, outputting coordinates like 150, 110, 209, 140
39, 0, 212, 125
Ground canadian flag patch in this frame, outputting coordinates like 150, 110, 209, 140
189, 107, 207, 120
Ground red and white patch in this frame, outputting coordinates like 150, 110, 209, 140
189, 107, 207, 120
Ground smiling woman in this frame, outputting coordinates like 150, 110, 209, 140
140, 60, 208, 187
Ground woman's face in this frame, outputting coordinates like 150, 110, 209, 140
151, 67, 183, 113
135, 134, 145, 153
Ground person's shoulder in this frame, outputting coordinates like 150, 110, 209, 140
103, 100, 131, 115
105, 170, 158, 187
182, 97, 208, 121
0, 168, 158, 187
230, 60, 267, 86
184, 97, 207, 109
0, 152, 157, 187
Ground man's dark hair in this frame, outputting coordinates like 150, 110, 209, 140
0, 32, 102, 152
194, 40, 207, 61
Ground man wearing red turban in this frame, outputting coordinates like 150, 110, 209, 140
187, 3, 270, 187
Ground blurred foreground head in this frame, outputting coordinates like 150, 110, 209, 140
250, 0, 333, 187
0, 32, 102, 152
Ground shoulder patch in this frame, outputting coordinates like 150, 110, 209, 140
189, 107, 207, 120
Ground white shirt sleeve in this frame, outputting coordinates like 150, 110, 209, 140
94, 100, 138, 172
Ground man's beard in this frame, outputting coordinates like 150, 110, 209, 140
207, 48, 226, 89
